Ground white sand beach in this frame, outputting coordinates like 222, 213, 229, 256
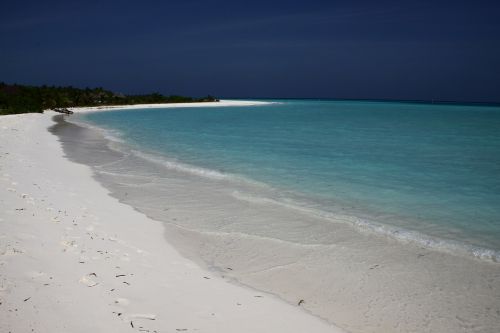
2, 101, 500, 333
0, 105, 342, 333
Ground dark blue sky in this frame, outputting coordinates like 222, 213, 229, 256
1, 0, 500, 102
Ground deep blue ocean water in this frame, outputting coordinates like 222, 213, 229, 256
81, 100, 500, 255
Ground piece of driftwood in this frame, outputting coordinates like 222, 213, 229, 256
52, 108, 74, 114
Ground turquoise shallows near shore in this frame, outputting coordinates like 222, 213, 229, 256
80, 100, 500, 261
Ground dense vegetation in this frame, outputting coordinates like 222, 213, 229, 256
0, 82, 218, 115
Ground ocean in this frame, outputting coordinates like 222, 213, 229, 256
77, 100, 500, 261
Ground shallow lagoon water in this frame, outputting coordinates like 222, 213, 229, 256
80, 100, 500, 257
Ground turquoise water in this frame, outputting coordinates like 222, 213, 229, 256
82, 100, 500, 254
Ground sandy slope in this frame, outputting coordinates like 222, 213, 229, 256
0, 111, 341, 332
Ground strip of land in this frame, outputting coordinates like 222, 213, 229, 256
68, 99, 273, 113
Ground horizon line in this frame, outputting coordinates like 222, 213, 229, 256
223, 97, 500, 107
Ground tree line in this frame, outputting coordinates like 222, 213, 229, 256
0, 82, 218, 115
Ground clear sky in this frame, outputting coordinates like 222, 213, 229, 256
1, 0, 500, 102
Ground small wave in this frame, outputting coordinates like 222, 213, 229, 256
94, 162, 161, 188
350, 217, 500, 263
67, 115, 129, 145
131, 149, 270, 189
231, 191, 500, 263
135, 151, 229, 180
71, 114, 270, 188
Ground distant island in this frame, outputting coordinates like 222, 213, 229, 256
0, 82, 218, 115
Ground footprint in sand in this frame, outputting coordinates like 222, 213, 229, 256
60, 239, 77, 246
130, 314, 157, 320
78, 255, 89, 263
128, 314, 158, 330
79, 273, 99, 287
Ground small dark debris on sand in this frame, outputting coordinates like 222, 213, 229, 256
298, 299, 305, 306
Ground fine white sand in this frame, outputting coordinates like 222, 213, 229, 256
68, 99, 274, 113
0, 110, 342, 332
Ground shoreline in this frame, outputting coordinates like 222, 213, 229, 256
69, 102, 500, 264
54, 106, 500, 332
0, 111, 341, 332
64, 99, 275, 113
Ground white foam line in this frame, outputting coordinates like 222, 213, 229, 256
230, 192, 500, 263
